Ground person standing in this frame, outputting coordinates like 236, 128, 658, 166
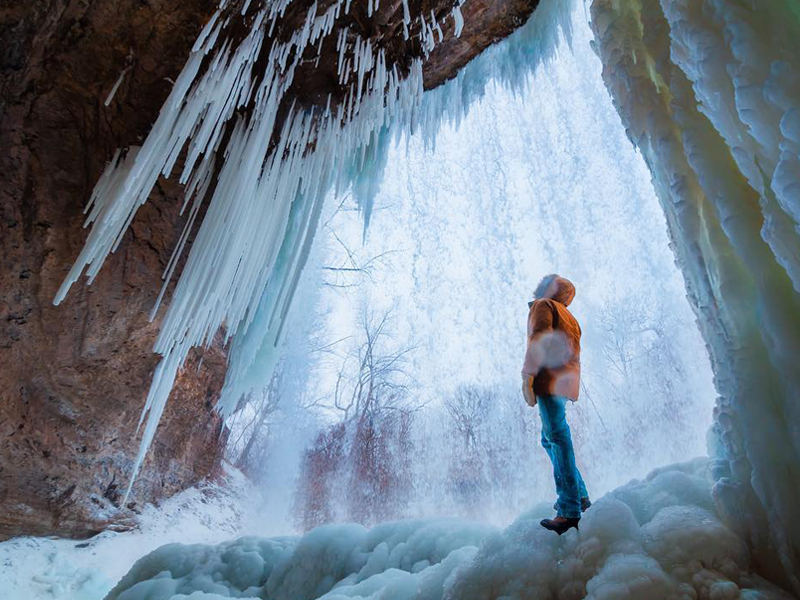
521, 274, 590, 534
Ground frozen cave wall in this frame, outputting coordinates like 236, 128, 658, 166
589, 0, 800, 593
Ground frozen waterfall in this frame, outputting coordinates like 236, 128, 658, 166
302, 2, 714, 525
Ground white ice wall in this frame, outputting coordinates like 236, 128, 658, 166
589, 0, 800, 592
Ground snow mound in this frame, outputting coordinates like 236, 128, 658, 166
0, 465, 263, 600
105, 459, 792, 600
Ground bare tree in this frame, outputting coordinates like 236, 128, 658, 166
595, 296, 693, 468
321, 195, 398, 291
442, 384, 494, 514
224, 362, 283, 481
332, 306, 418, 421
294, 422, 347, 531
294, 304, 420, 529
444, 384, 491, 453
322, 231, 398, 290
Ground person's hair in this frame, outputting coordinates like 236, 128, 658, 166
534, 274, 558, 299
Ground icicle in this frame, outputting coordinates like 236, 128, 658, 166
431, 10, 444, 44
452, 5, 464, 38
192, 10, 221, 53
104, 68, 129, 106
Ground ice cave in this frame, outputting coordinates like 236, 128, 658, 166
1, 0, 800, 599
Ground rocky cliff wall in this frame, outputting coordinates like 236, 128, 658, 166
0, 0, 226, 539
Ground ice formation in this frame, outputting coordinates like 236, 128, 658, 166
104, 67, 131, 107
589, 0, 800, 591
53, 0, 427, 500
0, 466, 265, 600
53, 0, 573, 502
104, 460, 794, 600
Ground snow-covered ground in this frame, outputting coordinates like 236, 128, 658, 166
0, 467, 276, 600
10, 459, 788, 600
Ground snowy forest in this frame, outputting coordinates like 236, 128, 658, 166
2, 0, 800, 599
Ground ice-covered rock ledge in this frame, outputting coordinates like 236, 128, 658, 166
106, 459, 792, 600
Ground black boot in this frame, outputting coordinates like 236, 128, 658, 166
540, 516, 580, 535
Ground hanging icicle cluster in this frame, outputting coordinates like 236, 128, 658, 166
53, 0, 467, 500
54, 0, 570, 500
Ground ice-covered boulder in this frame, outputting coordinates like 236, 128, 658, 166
105, 460, 793, 600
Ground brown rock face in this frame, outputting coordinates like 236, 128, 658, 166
0, 0, 225, 539
229, 0, 541, 127
423, 0, 540, 87
0, 0, 538, 539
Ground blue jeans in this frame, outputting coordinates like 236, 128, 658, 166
537, 394, 587, 519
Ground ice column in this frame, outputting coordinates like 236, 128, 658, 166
590, 0, 800, 591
